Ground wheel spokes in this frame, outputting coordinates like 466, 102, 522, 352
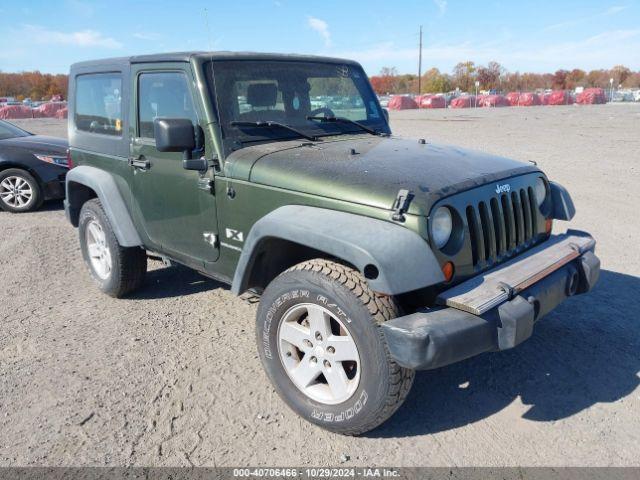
327, 336, 359, 362
87, 223, 102, 243
307, 305, 331, 340
0, 176, 34, 208
278, 302, 361, 404
87, 244, 101, 258
279, 321, 311, 352
103, 250, 112, 271
323, 362, 350, 399
85, 219, 111, 279
290, 359, 321, 388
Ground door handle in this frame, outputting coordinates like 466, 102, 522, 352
128, 155, 150, 170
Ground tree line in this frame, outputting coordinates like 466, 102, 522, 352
0, 71, 68, 101
2, 63, 640, 100
369, 62, 640, 95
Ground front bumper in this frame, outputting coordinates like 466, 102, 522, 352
382, 230, 600, 370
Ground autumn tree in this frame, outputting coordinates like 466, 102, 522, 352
369, 67, 399, 94
452, 61, 476, 92
476, 61, 505, 90
611, 65, 631, 86
566, 69, 586, 89
552, 69, 569, 90
421, 68, 451, 93
0, 71, 68, 100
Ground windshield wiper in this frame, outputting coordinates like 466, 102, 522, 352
230, 120, 317, 141
306, 116, 382, 137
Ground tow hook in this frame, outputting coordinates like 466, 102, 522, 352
566, 266, 579, 296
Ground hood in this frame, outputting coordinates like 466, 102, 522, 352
226, 136, 540, 216
0, 135, 68, 155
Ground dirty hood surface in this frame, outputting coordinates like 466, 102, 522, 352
227, 135, 540, 216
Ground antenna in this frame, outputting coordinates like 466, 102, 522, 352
203, 8, 214, 52
417, 25, 423, 95
203, 8, 216, 86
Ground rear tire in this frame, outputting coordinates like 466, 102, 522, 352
79, 198, 147, 297
256, 259, 414, 435
0, 168, 43, 213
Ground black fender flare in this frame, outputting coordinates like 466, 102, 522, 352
65, 165, 142, 247
231, 205, 444, 296
549, 181, 576, 221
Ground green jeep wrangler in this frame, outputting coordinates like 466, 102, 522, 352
65, 52, 600, 435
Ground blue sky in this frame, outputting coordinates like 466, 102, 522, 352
0, 0, 638, 75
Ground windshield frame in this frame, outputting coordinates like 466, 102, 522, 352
0, 120, 32, 140
203, 59, 389, 155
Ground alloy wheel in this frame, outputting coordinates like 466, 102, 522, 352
277, 303, 361, 405
85, 219, 113, 279
0, 176, 33, 209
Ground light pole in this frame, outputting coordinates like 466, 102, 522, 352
474, 80, 479, 108
609, 77, 614, 102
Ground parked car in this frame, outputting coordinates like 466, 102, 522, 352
65, 52, 599, 435
0, 120, 69, 212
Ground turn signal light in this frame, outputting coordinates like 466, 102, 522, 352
545, 218, 553, 235
442, 261, 454, 282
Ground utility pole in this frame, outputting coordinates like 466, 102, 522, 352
417, 25, 422, 96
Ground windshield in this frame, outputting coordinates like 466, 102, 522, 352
0, 120, 30, 140
206, 60, 388, 149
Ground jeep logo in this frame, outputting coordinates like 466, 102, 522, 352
495, 183, 511, 194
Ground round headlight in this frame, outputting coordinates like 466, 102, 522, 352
534, 177, 547, 207
432, 207, 453, 249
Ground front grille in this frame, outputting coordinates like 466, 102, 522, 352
465, 187, 539, 266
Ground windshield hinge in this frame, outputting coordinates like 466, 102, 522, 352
198, 177, 214, 193
391, 189, 414, 222
209, 154, 221, 171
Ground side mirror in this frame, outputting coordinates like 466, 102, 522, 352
382, 108, 389, 123
154, 118, 207, 172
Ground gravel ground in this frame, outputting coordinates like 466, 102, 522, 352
2, 104, 639, 467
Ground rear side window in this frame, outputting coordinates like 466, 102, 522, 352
138, 72, 197, 139
75, 73, 122, 136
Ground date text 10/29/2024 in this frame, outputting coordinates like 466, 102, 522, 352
232, 468, 401, 478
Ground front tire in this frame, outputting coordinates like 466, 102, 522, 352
256, 259, 414, 435
79, 198, 147, 297
0, 168, 43, 213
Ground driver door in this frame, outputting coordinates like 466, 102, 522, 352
129, 64, 219, 265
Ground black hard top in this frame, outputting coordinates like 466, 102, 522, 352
70, 51, 361, 70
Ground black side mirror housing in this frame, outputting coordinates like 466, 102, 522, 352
153, 118, 207, 172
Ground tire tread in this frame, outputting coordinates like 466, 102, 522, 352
81, 198, 146, 297
286, 259, 415, 435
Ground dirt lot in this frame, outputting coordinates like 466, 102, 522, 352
2, 105, 639, 467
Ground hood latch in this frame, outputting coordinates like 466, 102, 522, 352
391, 189, 414, 222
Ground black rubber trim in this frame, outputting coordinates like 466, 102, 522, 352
231, 205, 445, 296
65, 165, 142, 247
382, 249, 600, 370
549, 181, 576, 221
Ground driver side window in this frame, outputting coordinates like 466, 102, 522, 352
138, 71, 198, 139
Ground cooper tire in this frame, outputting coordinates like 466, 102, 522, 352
256, 259, 414, 435
0, 168, 43, 213
79, 198, 147, 297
